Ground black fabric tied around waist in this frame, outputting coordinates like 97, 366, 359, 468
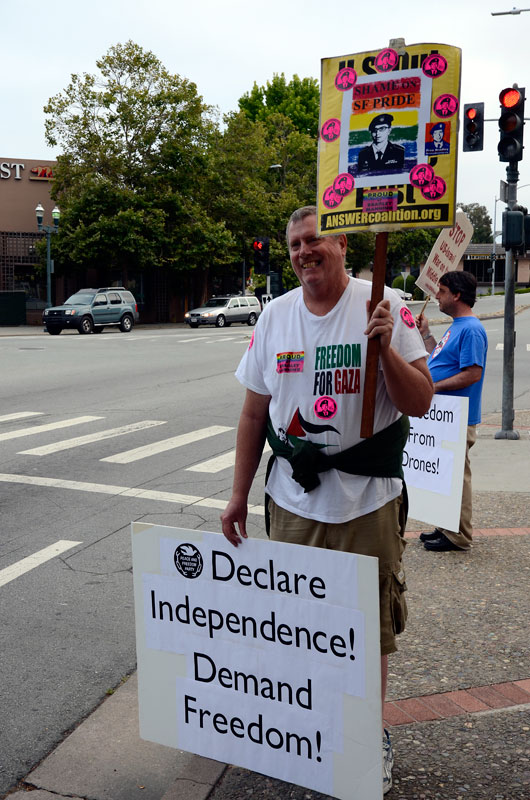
266, 414, 410, 493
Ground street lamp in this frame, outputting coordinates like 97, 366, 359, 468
35, 203, 60, 307
491, 6, 530, 14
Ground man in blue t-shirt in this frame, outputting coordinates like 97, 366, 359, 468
416, 271, 488, 551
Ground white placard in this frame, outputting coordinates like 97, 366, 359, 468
405, 394, 468, 531
132, 524, 383, 800
416, 212, 474, 296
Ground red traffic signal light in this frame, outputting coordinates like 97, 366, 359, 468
498, 86, 525, 162
252, 236, 269, 274
463, 103, 484, 152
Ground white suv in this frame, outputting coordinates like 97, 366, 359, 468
184, 296, 261, 328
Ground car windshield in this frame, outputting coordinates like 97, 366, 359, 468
64, 293, 96, 305
204, 298, 229, 308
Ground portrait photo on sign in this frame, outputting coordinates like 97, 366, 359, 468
338, 70, 432, 189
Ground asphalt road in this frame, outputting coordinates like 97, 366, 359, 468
0, 300, 529, 797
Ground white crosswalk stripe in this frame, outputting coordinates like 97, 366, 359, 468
18, 420, 167, 456
0, 416, 103, 442
100, 425, 233, 464
0, 412, 43, 423
0, 472, 265, 515
0, 540, 82, 589
186, 442, 271, 473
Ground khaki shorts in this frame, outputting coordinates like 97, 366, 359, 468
269, 495, 408, 656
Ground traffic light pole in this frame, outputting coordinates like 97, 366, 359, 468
495, 162, 520, 440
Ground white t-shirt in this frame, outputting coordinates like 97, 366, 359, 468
236, 278, 427, 523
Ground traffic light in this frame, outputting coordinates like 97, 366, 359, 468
498, 86, 525, 162
463, 103, 484, 151
269, 271, 283, 297
502, 210, 524, 250
252, 237, 270, 274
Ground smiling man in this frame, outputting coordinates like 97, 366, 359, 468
221, 205, 433, 794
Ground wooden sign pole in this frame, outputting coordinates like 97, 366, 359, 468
360, 231, 388, 439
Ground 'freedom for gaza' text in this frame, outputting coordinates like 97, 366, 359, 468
150, 589, 356, 660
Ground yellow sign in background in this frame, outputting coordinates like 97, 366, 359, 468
318, 42, 462, 235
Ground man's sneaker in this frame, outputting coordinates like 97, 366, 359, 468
383, 728, 394, 794
419, 528, 442, 542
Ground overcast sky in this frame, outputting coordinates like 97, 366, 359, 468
3, 0, 530, 230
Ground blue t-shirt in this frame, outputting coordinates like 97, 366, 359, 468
427, 316, 488, 425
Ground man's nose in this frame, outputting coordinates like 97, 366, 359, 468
299, 239, 311, 257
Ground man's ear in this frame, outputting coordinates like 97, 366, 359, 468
338, 234, 348, 257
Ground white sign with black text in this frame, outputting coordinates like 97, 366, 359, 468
132, 523, 383, 799
404, 394, 469, 531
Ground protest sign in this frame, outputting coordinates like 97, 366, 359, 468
318, 42, 461, 235
416, 212, 474, 296
404, 394, 468, 531
132, 524, 383, 799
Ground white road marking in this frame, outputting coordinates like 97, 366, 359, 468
101, 425, 233, 464
187, 442, 271, 473
0, 473, 264, 516
0, 540, 82, 589
19, 420, 167, 456
0, 412, 43, 423
0, 416, 103, 442
496, 343, 504, 350
527, 344, 530, 352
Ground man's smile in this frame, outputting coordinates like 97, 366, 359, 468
300, 261, 320, 270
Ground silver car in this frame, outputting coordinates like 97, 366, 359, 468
185, 295, 261, 328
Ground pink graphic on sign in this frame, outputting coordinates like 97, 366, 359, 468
421, 176, 446, 200
400, 307, 415, 329
422, 54, 448, 78
335, 67, 357, 91
409, 163, 435, 187
314, 396, 337, 420
323, 186, 343, 209
374, 48, 399, 72
333, 173, 355, 196
321, 118, 341, 142
433, 94, 459, 118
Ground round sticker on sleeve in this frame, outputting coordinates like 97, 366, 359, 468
374, 48, 398, 72
314, 396, 338, 420
323, 186, 343, 209
335, 67, 357, 91
321, 118, 341, 142
400, 307, 415, 329
409, 163, 435, 187
433, 94, 459, 118
333, 173, 355, 196
422, 54, 447, 78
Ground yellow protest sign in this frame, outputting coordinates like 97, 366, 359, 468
318, 42, 461, 235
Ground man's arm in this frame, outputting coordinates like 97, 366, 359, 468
415, 312, 436, 353
365, 299, 434, 416
221, 389, 271, 547
432, 365, 483, 393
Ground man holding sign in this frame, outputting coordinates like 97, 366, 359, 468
416, 271, 488, 551
222, 205, 433, 794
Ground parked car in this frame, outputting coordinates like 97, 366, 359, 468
184, 295, 261, 328
42, 288, 139, 335
392, 287, 413, 301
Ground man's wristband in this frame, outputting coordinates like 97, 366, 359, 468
423, 333, 433, 341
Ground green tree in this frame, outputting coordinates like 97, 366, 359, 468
44, 41, 233, 283
239, 73, 320, 138
457, 202, 492, 243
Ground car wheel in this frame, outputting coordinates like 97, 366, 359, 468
93, 326, 104, 334
247, 313, 257, 326
215, 314, 226, 328
120, 314, 134, 332
46, 326, 62, 335
78, 316, 93, 334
